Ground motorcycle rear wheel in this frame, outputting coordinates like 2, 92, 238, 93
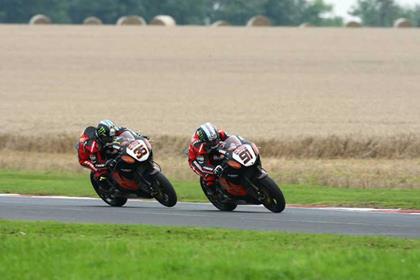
258, 176, 286, 213
90, 173, 128, 207
200, 178, 237, 211
152, 172, 177, 207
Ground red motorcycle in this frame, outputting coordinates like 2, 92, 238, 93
90, 131, 177, 207
201, 135, 286, 213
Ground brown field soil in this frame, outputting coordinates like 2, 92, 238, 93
1, 25, 420, 138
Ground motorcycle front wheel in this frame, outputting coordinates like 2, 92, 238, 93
257, 176, 286, 213
90, 173, 128, 207
152, 172, 177, 207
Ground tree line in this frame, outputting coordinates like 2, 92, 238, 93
351, 0, 420, 27
0, 0, 419, 27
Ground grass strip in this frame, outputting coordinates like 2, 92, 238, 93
0, 220, 419, 280
0, 170, 420, 209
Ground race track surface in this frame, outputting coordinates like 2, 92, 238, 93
1, 195, 419, 238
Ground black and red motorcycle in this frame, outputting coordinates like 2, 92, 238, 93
90, 131, 177, 207
201, 135, 286, 213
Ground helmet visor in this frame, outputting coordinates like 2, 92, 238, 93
209, 138, 219, 149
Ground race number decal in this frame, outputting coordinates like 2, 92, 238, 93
232, 145, 257, 167
134, 145, 148, 160
238, 149, 253, 164
126, 140, 150, 162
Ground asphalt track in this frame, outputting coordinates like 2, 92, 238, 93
0, 195, 419, 238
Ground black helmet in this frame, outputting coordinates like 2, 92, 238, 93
96, 120, 117, 144
196, 122, 220, 149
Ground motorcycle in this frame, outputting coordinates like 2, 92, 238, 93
90, 131, 177, 207
200, 135, 286, 213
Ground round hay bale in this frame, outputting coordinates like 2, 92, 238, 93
116, 15, 146, 25
211, 20, 230, 27
394, 18, 412, 28
29, 14, 51, 25
345, 21, 362, 28
83, 16, 103, 25
150, 15, 176, 26
246, 15, 271, 27
299, 23, 313, 28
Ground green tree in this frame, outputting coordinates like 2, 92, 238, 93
302, 0, 339, 26
0, 0, 340, 26
67, 0, 143, 24
350, 0, 403, 26
263, 0, 302, 25
0, 0, 69, 23
209, 0, 337, 26
209, 0, 265, 25
142, 0, 210, 24
402, 5, 420, 27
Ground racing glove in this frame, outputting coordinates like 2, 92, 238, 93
213, 165, 224, 177
105, 159, 117, 169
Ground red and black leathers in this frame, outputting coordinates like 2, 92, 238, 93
188, 130, 228, 187
78, 126, 130, 178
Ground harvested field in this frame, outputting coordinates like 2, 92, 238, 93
1, 25, 420, 139
1, 25, 420, 189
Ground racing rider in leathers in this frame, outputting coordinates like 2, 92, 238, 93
188, 122, 229, 194
78, 120, 146, 186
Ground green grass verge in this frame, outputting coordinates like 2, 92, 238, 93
1, 170, 420, 209
1, 220, 419, 280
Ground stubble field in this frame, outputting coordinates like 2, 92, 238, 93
1, 25, 420, 189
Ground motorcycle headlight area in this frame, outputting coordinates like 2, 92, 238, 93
227, 160, 241, 169
121, 155, 136, 164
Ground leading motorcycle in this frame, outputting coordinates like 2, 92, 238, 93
201, 135, 286, 213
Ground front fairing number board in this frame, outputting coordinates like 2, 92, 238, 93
127, 140, 150, 162
232, 144, 256, 167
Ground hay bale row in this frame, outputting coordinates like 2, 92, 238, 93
345, 21, 362, 28
117, 15, 146, 25
246, 15, 271, 27
28, 14, 174, 26
27, 14, 416, 28
29, 14, 51, 25
211, 20, 230, 27
83, 16, 102, 25
394, 18, 412, 28
149, 15, 176, 26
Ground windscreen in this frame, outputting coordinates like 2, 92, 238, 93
114, 131, 136, 145
221, 136, 243, 151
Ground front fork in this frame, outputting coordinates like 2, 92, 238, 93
135, 161, 161, 193
242, 166, 269, 201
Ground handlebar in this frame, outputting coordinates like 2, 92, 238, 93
104, 142, 123, 152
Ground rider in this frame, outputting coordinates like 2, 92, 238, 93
188, 122, 229, 193
78, 119, 146, 183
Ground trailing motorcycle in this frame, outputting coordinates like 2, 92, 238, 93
90, 131, 177, 207
201, 135, 286, 213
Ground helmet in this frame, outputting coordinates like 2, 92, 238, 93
96, 119, 117, 144
196, 122, 220, 149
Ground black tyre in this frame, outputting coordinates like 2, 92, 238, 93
152, 172, 177, 207
200, 178, 237, 211
258, 176, 286, 213
90, 173, 128, 207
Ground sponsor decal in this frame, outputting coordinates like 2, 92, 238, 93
97, 126, 106, 136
